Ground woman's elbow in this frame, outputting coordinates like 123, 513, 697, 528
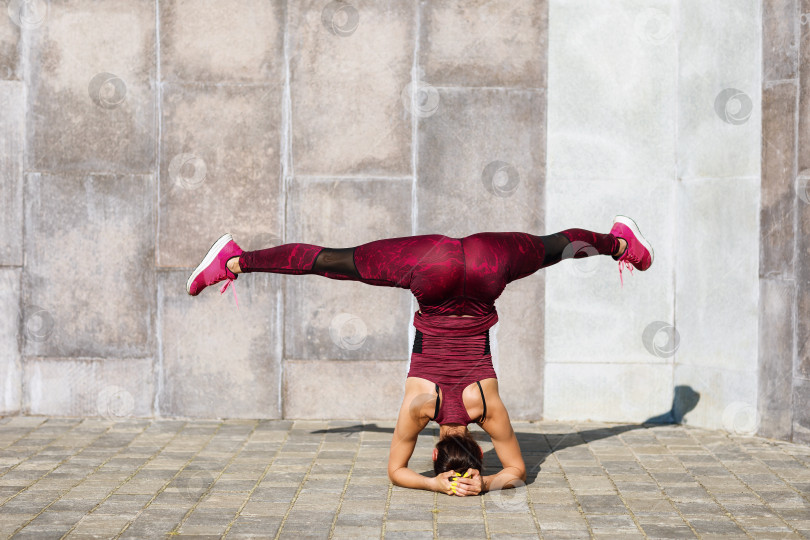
511, 467, 526, 485
388, 466, 403, 487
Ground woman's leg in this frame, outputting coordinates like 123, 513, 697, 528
234, 234, 448, 289
187, 233, 445, 301
494, 228, 624, 285
235, 244, 361, 281
537, 228, 625, 267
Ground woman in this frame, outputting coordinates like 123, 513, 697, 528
186, 216, 654, 496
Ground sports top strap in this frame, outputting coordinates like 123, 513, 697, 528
429, 381, 488, 423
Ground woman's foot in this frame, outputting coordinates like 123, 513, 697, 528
609, 216, 653, 287
227, 256, 242, 274
613, 238, 627, 259
186, 233, 244, 305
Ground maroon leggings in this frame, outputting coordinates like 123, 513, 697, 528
238, 229, 619, 316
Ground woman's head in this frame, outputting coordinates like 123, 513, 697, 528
432, 429, 483, 476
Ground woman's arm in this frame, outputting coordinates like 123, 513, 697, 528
387, 385, 455, 493
482, 391, 527, 490
453, 386, 526, 496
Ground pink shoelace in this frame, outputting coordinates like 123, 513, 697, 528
617, 255, 637, 287
220, 278, 239, 309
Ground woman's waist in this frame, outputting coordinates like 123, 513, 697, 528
408, 352, 497, 382
412, 328, 490, 356
412, 309, 499, 337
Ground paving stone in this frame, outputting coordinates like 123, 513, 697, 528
686, 518, 747, 535
637, 523, 697, 539
586, 513, 638, 531
383, 532, 435, 540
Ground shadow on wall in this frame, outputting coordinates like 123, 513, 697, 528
311, 385, 701, 485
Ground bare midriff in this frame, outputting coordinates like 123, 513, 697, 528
418, 310, 474, 318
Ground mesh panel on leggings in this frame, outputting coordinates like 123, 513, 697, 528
311, 247, 361, 280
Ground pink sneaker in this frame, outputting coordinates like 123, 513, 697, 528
186, 233, 244, 308
609, 215, 654, 287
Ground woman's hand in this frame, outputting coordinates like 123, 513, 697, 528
430, 471, 458, 495
452, 469, 483, 497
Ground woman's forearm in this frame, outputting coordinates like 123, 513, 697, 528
389, 466, 434, 492
481, 467, 525, 492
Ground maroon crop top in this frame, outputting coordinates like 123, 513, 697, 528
408, 312, 498, 425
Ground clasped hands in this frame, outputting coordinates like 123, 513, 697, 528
432, 469, 483, 496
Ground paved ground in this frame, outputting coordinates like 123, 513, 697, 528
0, 418, 809, 539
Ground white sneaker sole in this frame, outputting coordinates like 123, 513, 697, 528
614, 215, 654, 267
186, 233, 233, 295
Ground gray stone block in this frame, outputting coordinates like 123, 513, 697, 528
493, 275, 543, 420
0, 267, 22, 415
678, 0, 761, 179
24, 0, 156, 173
158, 82, 282, 267
158, 270, 282, 418
797, 180, 810, 378
761, 81, 796, 279
0, 81, 23, 265
675, 178, 760, 373
763, 0, 798, 82
283, 359, 407, 419
416, 88, 544, 237
22, 357, 153, 417
288, 0, 414, 176
419, 0, 547, 88
793, 377, 810, 444
547, 0, 676, 182
160, 0, 284, 83
0, 5, 21, 80
284, 177, 413, 361
22, 173, 156, 358
544, 178, 674, 366
757, 278, 795, 440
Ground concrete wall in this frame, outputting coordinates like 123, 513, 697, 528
0, 0, 547, 422
1, 0, 804, 445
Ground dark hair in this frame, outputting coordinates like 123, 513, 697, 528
434, 431, 483, 476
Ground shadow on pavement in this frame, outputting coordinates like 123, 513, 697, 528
311, 385, 700, 485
